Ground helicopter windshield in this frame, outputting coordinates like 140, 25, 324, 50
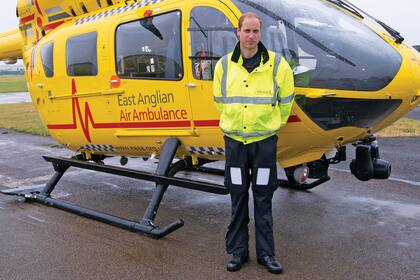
232, 0, 402, 91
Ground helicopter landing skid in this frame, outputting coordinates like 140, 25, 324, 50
188, 165, 331, 191
277, 177, 331, 191
1, 138, 228, 239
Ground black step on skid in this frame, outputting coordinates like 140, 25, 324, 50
1, 138, 228, 239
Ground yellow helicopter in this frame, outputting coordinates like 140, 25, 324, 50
1, 0, 419, 238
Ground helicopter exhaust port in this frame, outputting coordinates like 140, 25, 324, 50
350, 137, 391, 181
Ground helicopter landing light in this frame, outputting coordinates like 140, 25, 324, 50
293, 165, 309, 184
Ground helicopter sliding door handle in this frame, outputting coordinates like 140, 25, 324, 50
185, 83, 196, 88
36, 83, 44, 89
321, 93, 336, 97
306, 92, 337, 98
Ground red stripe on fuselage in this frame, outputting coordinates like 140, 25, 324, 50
194, 120, 220, 127
44, 21, 65, 31
193, 115, 301, 127
34, 0, 43, 16
20, 14, 34, 25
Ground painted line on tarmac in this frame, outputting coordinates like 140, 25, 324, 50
52, 191, 71, 198
26, 215, 45, 223
0, 169, 94, 189
1, 184, 72, 198
0, 141, 16, 146
2, 184, 44, 192
387, 177, 420, 187
330, 167, 420, 187
103, 182, 123, 190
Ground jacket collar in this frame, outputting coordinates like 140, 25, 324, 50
231, 41, 270, 64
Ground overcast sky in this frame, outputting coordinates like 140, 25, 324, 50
0, 1, 418, 54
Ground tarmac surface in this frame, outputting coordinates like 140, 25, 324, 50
0, 92, 31, 104
405, 106, 420, 120
0, 129, 419, 280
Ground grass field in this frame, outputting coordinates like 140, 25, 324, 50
0, 103, 48, 136
377, 118, 420, 137
0, 75, 28, 93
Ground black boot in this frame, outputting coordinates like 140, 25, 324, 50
257, 256, 283, 274
226, 254, 249, 272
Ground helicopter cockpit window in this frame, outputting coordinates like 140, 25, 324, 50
40, 42, 54, 78
232, 0, 402, 91
115, 11, 183, 80
189, 7, 237, 80
66, 32, 98, 76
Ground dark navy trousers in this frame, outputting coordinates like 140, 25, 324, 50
224, 135, 278, 259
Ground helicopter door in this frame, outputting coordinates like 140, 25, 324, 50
186, 3, 238, 136
114, 10, 193, 137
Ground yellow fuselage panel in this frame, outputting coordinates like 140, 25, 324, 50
0, 28, 22, 60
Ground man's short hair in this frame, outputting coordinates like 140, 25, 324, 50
238, 12, 262, 29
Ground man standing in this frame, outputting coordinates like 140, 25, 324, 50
213, 12, 294, 274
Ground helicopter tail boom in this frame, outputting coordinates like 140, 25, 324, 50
0, 28, 23, 61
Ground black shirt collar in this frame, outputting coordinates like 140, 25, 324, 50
231, 41, 270, 64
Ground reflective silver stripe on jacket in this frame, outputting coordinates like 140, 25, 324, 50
273, 54, 282, 100
214, 96, 277, 104
222, 128, 279, 138
219, 53, 283, 105
279, 93, 295, 104
221, 55, 228, 98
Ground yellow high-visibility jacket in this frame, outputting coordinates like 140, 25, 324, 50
213, 42, 295, 144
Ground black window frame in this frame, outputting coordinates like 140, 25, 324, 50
114, 10, 184, 81
66, 31, 98, 77
40, 41, 54, 78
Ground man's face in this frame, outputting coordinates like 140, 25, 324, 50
237, 17, 261, 51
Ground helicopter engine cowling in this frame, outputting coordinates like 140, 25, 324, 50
350, 140, 391, 181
